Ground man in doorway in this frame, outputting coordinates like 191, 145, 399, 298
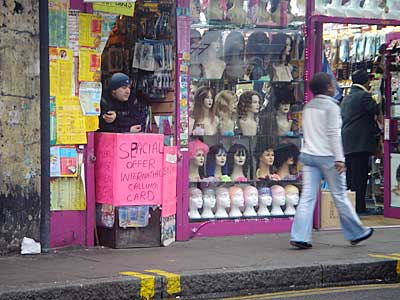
341, 69, 381, 214
99, 72, 142, 133
290, 72, 373, 249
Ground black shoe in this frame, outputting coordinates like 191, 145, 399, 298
290, 241, 313, 249
350, 228, 374, 245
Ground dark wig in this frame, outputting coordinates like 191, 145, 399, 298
227, 143, 250, 177
270, 33, 293, 65
206, 144, 228, 177
273, 143, 299, 170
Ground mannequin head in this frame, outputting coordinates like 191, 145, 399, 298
189, 139, 209, 180
271, 185, 286, 206
270, 33, 293, 65
238, 90, 261, 119
216, 187, 231, 208
202, 188, 216, 208
284, 184, 299, 206
193, 86, 216, 122
243, 185, 259, 207
272, 83, 296, 112
215, 90, 238, 119
258, 186, 272, 206
200, 30, 223, 60
189, 187, 203, 209
224, 31, 245, 65
227, 143, 250, 177
258, 147, 274, 169
190, 29, 202, 50
206, 144, 228, 177
246, 31, 270, 80
229, 186, 244, 207
273, 143, 299, 175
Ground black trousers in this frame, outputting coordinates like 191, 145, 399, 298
345, 152, 371, 213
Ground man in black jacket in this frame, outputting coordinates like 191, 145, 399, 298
341, 69, 380, 213
99, 72, 142, 133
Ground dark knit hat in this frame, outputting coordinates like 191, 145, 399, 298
352, 69, 369, 85
109, 73, 131, 91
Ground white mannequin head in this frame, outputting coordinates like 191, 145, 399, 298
243, 185, 258, 207
216, 187, 231, 208
202, 188, 216, 209
201, 187, 216, 218
258, 187, 272, 206
270, 185, 285, 216
284, 184, 299, 215
243, 185, 258, 217
215, 187, 230, 218
229, 186, 244, 217
189, 187, 203, 219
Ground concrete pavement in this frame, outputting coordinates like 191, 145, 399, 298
0, 228, 399, 299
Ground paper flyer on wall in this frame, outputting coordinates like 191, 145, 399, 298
118, 206, 150, 228
49, 0, 69, 47
93, 2, 135, 16
79, 82, 102, 115
97, 13, 117, 54
50, 177, 86, 211
78, 13, 102, 48
84, 116, 99, 132
49, 48, 74, 97
50, 146, 78, 177
79, 48, 101, 82
68, 9, 80, 56
56, 96, 87, 145
50, 96, 57, 145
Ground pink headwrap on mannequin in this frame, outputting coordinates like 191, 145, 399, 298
189, 139, 209, 159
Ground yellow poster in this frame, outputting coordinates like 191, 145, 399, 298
49, 48, 74, 97
49, 48, 59, 97
58, 48, 73, 96
50, 177, 86, 211
79, 13, 102, 48
93, 2, 135, 16
79, 48, 101, 82
85, 116, 99, 132
56, 96, 87, 145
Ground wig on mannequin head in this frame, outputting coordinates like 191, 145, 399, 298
246, 32, 270, 80
271, 82, 296, 111
193, 86, 216, 122
237, 90, 261, 119
270, 33, 293, 65
227, 143, 250, 177
273, 143, 299, 171
188, 139, 209, 159
215, 90, 237, 118
206, 144, 229, 177
224, 31, 245, 65
200, 30, 223, 59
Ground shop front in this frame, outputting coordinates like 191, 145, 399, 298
305, 0, 400, 229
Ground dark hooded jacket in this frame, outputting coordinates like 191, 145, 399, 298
98, 91, 141, 133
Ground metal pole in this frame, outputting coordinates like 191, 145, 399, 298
39, 0, 50, 252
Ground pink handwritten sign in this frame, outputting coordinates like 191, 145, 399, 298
95, 133, 164, 206
162, 146, 177, 217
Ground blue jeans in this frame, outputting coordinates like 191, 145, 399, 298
290, 153, 369, 243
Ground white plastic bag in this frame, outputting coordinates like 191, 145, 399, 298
21, 237, 41, 255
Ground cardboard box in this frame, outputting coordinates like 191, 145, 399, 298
320, 191, 356, 229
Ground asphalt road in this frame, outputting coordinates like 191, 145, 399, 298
219, 283, 400, 300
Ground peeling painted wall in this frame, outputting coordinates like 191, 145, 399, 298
0, 0, 41, 254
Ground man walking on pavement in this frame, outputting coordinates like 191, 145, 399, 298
341, 69, 381, 214
290, 72, 373, 249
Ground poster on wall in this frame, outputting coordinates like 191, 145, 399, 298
68, 9, 80, 56
92, 2, 135, 16
78, 48, 101, 82
50, 177, 86, 211
78, 13, 102, 48
49, 0, 69, 47
95, 133, 164, 206
50, 146, 78, 177
56, 96, 87, 145
161, 215, 175, 246
390, 154, 400, 208
79, 81, 102, 115
162, 146, 177, 217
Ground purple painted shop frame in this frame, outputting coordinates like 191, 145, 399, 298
306, 2, 400, 227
